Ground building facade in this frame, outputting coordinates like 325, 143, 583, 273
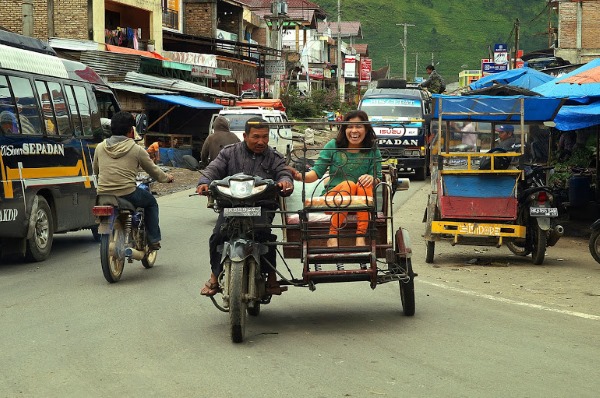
555, 0, 600, 63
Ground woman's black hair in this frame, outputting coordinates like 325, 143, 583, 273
335, 110, 376, 152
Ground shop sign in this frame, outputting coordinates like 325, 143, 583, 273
191, 65, 217, 78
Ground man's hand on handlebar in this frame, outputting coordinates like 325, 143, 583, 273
166, 174, 174, 183
278, 180, 294, 197
196, 184, 209, 195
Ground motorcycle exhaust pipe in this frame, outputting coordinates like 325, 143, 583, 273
124, 247, 145, 260
547, 224, 564, 247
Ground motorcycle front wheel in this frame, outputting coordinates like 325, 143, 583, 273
589, 229, 600, 264
229, 260, 248, 343
100, 219, 125, 283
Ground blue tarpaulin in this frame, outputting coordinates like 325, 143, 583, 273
147, 94, 224, 109
552, 102, 600, 131
432, 95, 564, 122
534, 58, 600, 101
534, 59, 600, 130
469, 67, 554, 91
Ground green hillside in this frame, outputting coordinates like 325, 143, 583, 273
315, 0, 556, 83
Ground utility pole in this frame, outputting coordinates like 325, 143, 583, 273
413, 52, 419, 80
513, 18, 520, 69
337, 0, 344, 101
396, 23, 414, 80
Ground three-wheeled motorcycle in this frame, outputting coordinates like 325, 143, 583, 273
423, 95, 566, 265
198, 121, 416, 343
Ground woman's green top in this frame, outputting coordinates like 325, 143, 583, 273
311, 139, 383, 194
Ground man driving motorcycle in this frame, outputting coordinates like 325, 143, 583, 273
93, 111, 174, 250
196, 117, 294, 296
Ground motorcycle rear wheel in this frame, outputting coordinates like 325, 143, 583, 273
100, 219, 125, 283
531, 225, 547, 265
229, 260, 248, 343
588, 230, 600, 264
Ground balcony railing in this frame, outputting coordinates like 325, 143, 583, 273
162, 8, 178, 30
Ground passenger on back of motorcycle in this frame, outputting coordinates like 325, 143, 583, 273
93, 111, 174, 250
196, 117, 294, 297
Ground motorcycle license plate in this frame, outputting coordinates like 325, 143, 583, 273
383, 158, 398, 166
223, 207, 261, 217
530, 207, 558, 217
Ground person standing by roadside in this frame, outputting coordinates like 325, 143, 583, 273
419, 65, 446, 94
200, 116, 240, 166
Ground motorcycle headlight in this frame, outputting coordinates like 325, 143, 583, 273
216, 179, 268, 198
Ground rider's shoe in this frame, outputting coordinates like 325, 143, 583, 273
148, 242, 161, 251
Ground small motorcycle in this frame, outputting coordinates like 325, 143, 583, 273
205, 173, 281, 343
507, 165, 564, 265
92, 175, 157, 283
589, 220, 600, 264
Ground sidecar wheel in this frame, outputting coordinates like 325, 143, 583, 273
229, 260, 248, 343
100, 219, 125, 283
425, 241, 435, 264
506, 241, 531, 257
531, 225, 547, 265
399, 259, 415, 316
589, 230, 600, 264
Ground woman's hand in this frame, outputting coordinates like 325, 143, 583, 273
357, 174, 376, 188
286, 166, 303, 181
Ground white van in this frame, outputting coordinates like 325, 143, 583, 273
209, 107, 293, 155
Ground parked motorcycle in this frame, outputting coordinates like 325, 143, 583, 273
507, 165, 564, 264
92, 175, 157, 283
204, 173, 281, 343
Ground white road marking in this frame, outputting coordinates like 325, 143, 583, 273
419, 279, 600, 321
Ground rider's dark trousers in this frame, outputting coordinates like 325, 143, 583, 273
209, 211, 276, 278
121, 187, 161, 244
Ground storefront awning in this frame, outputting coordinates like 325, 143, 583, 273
106, 44, 169, 60
147, 94, 224, 109
125, 71, 238, 99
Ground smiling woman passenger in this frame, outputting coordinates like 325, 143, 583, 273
289, 110, 383, 247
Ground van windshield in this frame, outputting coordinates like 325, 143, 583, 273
360, 98, 422, 119
223, 113, 262, 131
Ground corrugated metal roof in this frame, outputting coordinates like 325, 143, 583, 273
108, 82, 177, 95
49, 37, 99, 51
80, 50, 141, 77
124, 72, 238, 99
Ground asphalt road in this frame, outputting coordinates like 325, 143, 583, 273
1, 181, 600, 397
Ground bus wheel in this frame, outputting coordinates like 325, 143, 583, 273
25, 197, 54, 262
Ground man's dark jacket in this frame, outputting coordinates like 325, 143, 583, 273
198, 142, 293, 189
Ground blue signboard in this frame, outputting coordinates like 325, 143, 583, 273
482, 61, 508, 74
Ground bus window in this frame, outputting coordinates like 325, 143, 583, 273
73, 86, 92, 136
9, 76, 42, 135
47, 82, 73, 136
94, 90, 117, 119
65, 85, 82, 136
35, 80, 58, 135
0, 75, 19, 134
